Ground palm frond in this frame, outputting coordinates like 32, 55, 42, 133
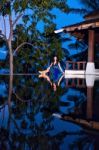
68, 42, 80, 50
80, 0, 99, 10
61, 37, 72, 42
68, 8, 88, 15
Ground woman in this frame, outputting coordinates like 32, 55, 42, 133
39, 56, 64, 74
39, 56, 64, 91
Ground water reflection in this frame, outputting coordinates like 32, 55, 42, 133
0, 74, 99, 149
39, 56, 64, 92
39, 73, 64, 91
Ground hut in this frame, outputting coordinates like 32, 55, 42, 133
54, 10, 99, 75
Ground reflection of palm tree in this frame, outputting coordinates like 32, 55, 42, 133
0, 74, 13, 130
70, 135, 94, 150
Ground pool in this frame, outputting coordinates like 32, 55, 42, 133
0, 74, 99, 150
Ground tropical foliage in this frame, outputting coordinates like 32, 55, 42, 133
0, 0, 69, 74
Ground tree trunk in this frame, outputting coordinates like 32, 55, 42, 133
8, 41, 13, 105
7, 73, 13, 130
8, 42, 13, 76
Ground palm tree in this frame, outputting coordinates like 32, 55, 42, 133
79, 0, 99, 11
69, 0, 99, 15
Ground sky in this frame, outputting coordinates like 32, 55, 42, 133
0, 0, 84, 59
37, 0, 84, 32
54, 0, 84, 29
0, 46, 8, 60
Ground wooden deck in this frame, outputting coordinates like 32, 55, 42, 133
64, 61, 99, 87
65, 61, 99, 75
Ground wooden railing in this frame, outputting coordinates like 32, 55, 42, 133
66, 61, 86, 70
66, 78, 86, 88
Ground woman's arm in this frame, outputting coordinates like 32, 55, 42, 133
58, 62, 64, 73
39, 63, 53, 74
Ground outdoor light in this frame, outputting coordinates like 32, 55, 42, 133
54, 28, 64, 34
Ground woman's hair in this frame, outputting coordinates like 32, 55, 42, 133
50, 55, 59, 64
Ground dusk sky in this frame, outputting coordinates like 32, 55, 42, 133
54, 0, 84, 29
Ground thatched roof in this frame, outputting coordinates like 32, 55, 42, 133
84, 9, 99, 20
54, 10, 99, 33
63, 18, 99, 32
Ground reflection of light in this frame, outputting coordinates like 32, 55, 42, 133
52, 113, 62, 118
65, 74, 99, 87
65, 74, 85, 79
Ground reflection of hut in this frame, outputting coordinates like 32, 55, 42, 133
53, 80, 99, 131
54, 10, 99, 75
53, 84, 99, 131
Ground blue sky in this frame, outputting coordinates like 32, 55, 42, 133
0, 46, 8, 60
54, 0, 84, 29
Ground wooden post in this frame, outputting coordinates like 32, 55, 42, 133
72, 62, 75, 70
72, 79, 75, 87
66, 62, 69, 70
77, 79, 79, 87
66, 79, 68, 87
86, 30, 95, 74
88, 30, 95, 62
77, 62, 80, 70
83, 62, 86, 70
86, 87, 93, 119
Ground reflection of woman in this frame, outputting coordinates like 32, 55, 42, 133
39, 56, 64, 91
39, 73, 64, 91
39, 72, 52, 86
